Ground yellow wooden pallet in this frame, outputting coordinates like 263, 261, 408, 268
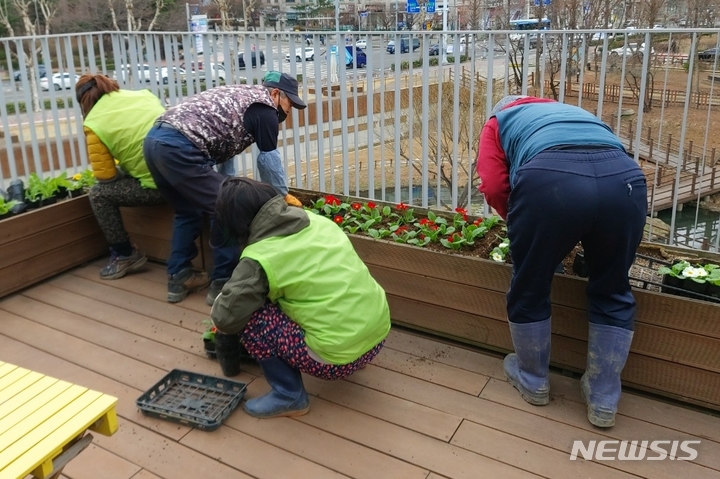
0, 361, 118, 479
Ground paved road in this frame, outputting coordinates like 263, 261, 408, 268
1, 81, 75, 104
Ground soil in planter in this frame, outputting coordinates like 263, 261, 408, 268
290, 190, 699, 285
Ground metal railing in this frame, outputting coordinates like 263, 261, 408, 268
1, 28, 719, 251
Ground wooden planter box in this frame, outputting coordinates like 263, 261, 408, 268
0, 195, 107, 298
119, 204, 211, 272
349, 235, 720, 412
0, 198, 212, 301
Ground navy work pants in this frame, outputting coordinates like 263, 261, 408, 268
143, 123, 239, 280
505, 148, 647, 330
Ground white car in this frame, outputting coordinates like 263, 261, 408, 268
40, 72, 79, 91
206, 63, 226, 81
158, 67, 187, 84
446, 44, 466, 55
285, 47, 315, 62
356, 39, 367, 49
610, 42, 653, 57
114, 64, 159, 83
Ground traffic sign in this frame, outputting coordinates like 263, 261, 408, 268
426, 0, 436, 13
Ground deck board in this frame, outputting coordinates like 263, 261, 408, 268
0, 262, 718, 479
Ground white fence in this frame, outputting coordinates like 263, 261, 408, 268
1, 28, 719, 251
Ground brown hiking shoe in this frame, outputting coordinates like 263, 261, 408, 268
100, 248, 147, 280
167, 268, 210, 303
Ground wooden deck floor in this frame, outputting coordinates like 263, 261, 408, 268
1, 259, 719, 479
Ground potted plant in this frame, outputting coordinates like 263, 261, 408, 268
24, 172, 59, 208
68, 169, 96, 197
51, 173, 73, 199
0, 198, 21, 221
200, 320, 255, 365
657, 260, 720, 301
201, 321, 218, 359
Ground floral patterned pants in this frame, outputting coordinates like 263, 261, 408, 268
241, 303, 385, 380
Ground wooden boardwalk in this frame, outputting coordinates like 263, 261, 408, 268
619, 134, 720, 212
1, 259, 720, 479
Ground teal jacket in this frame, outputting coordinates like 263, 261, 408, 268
495, 101, 625, 187
211, 197, 391, 365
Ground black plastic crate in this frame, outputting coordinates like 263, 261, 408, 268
136, 369, 247, 431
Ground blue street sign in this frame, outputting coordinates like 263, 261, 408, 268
533, 0, 551, 5
426, 0, 436, 13
406, 0, 420, 14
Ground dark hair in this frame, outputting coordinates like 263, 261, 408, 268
75, 73, 120, 118
214, 177, 281, 247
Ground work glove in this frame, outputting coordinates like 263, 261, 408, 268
285, 194, 302, 207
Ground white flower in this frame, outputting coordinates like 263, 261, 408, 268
682, 266, 707, 278
492, 252, 505, 262
499, 241, 510, 249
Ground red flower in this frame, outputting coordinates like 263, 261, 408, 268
396, 202, 409, 211
324, 195, 341, 206
351, 202, 362, 210
333, 215, 344, 224
367, 202, 376, 209
419, 233, 426, 240
419, 218, 435, 226
455, 207, 468, 215
396, 226, 409, 234
211, 327, 217, 333
462, 214, 469, 222
473, 218, 483, 226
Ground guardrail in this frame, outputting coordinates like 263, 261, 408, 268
1, 28, 719, 251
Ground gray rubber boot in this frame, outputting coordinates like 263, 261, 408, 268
244, 357, 310, 419
503, 318, 552, 406
581, 323, 634, 428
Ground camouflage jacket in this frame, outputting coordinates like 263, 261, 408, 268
159, 85, 276, 163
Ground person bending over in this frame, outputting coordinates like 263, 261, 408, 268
211, 178, 391, 418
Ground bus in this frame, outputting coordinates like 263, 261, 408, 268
510, 18, 550, 30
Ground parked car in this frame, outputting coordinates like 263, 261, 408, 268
13, 64, 46, 82
429, 44, 440, 56
237, 50, 265, 69
158, 66, 187, 84
610, 42, 652, 57
40, 72, 79, 91
115, 64, 159, 83
344, 46, 367, 68
180, 61, 204, 72
445, 43, 466, 55
698, 48, 720, 61
388, 37, 420, 54
203, 63, 226, 82
356, 39, 367, 49
285, 47, 315, 62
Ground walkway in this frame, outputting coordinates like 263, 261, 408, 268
619, 133, 720, 212
0, 260, 719, 478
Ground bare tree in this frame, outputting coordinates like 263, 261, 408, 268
465, 0, 483, 30
105, 0, 166, 31
0, 0, 59, 111
375, 10, 394, 31
372, 77, 502, 208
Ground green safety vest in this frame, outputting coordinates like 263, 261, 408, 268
83, 89, 165, 189
242, 213, 391, 364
